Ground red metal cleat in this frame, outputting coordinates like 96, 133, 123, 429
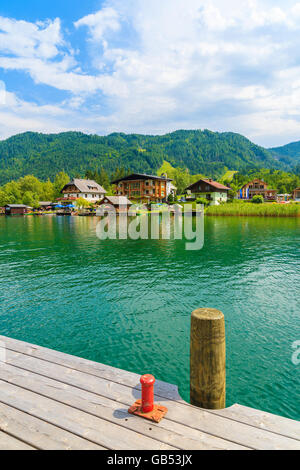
128, 374, 168, 423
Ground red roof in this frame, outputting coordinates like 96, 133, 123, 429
201, 179, 231, 190
186, 179, 231, 191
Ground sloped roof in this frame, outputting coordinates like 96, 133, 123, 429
62, 179, 106, 194
111, 173, 173, 184
185, 179, 231, 191
102, 196, 132, 206
5, 204, 29, 208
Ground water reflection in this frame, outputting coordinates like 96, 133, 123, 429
0, 215, 299, 420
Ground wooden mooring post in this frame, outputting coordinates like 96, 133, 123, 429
190, 308, 226, 409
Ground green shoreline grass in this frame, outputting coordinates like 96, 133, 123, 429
205, 202, 300, 217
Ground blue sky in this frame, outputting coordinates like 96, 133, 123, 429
1, 0, 300, 146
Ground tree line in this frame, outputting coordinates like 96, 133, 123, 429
1, 166, 299, 208
0, 172, 70, 208
0, 167, 129, 208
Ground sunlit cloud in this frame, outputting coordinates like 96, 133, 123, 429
0, 0, 300, 146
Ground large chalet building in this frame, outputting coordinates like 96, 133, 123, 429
239, 179, 277, 201
60, 179, 106, 202
111, 173, 174, 202
185, 179, 231, 205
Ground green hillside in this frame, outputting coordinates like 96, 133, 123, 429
219, 170, 238, 183
157, 161, 177, 178
0, 129, 291, 185
269, 141, 300, 170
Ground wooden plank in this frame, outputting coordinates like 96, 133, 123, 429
0, 379, 175, 450
211, 404, 300, 441
0, 401, 103, 450
0, 336, 181, 400
3, 336, 299, 441
0, 361, 247, 450
4, 337, 299, 441
1, 337, 299, 448
0, 431, 35, 450
157, 399, 300, 451
1, 348, 299, 450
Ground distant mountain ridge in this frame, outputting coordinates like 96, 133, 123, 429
269, 141, 300, 167
0, 129, 297, 185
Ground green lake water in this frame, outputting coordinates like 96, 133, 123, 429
0, 215, 299, 420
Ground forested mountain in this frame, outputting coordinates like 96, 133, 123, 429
269, 141, 300, 171
0, 129, 293, 185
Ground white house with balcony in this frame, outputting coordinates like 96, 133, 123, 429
60, 179, 106, 202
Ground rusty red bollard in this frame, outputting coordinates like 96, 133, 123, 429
128, 374, 168, 423
140, 374, 155, 413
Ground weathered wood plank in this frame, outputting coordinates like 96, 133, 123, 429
7, 337, 298, 441
0, 401, 103, 450
0, 362, 247, 450
0, 431, 35, 450
0, 336, 181, 399
0, 379, 175, 450
1, 337, 299, 450
3, 336, 298, 442
1, 348, 299, 450
211, 404, 300, 441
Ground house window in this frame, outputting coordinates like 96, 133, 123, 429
85, 194, 88, 198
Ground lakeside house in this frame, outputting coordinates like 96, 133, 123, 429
184, 179, 231, 205
111, 173, 174, 203
292, 187, 300, 201
96, 196, 132, 215
60, 179, 106, 203
239, 179, 277, 201
5, 204, 31, 215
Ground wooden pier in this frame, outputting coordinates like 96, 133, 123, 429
0, 334, 299, 450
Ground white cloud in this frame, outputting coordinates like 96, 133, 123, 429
1, 1, 300, 146
0, 91, 70, 138
74, 7, 120, 41
0, 16, 65, 59
0, 81, 6, 105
